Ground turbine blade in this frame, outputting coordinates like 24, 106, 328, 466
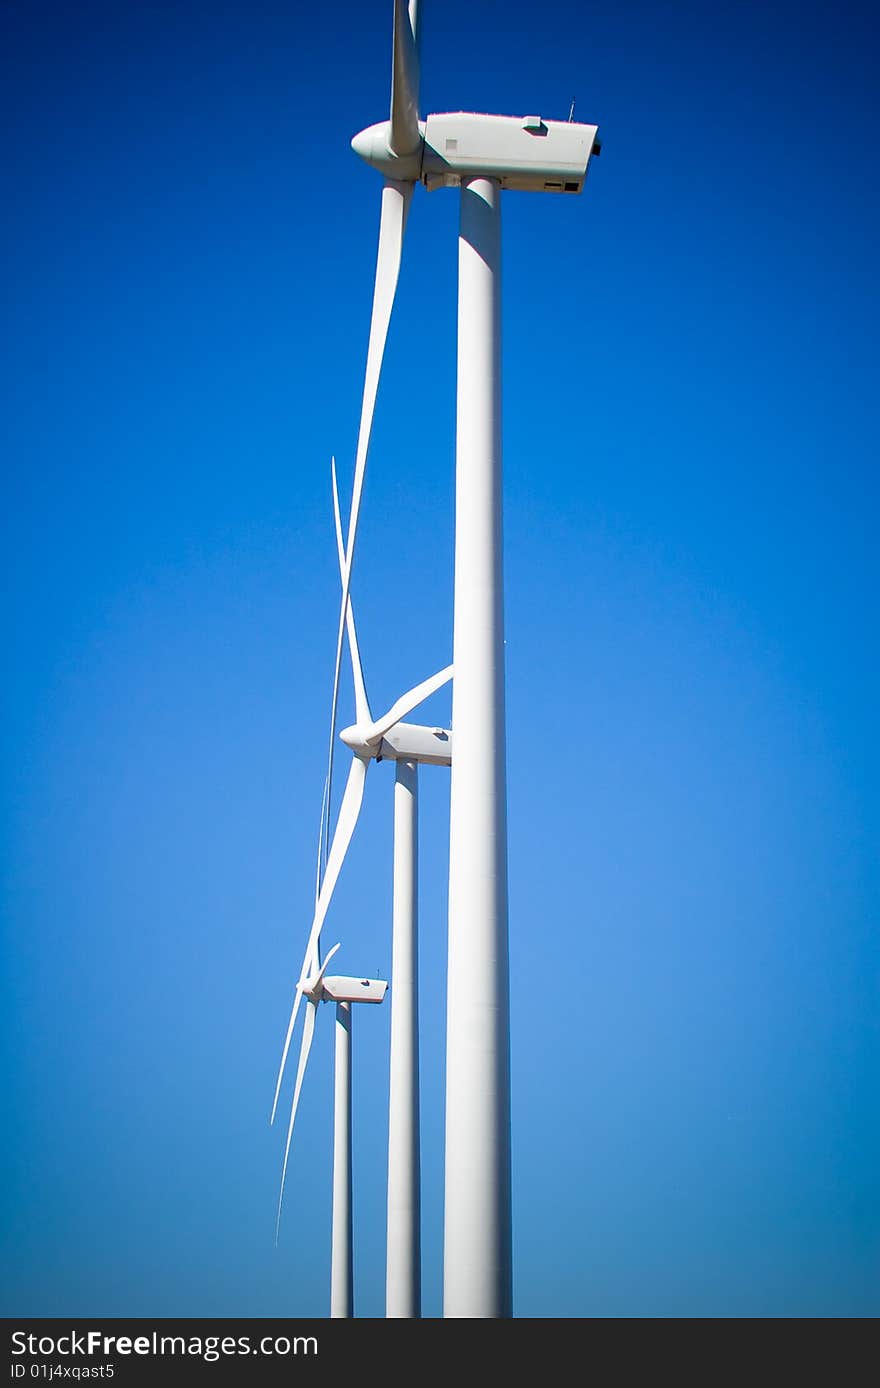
305, 941, 342, 997
314, 769, 330, 908
323, 178, 412, 839
331, 456, 371, 728
270, 755, 369, 1124
275, 998, 319, 1241
389, 0, 420, 157
365, 663, 454, 744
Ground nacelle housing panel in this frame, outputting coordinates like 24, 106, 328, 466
322, 976, 388, 1005
422, 113, 599, 192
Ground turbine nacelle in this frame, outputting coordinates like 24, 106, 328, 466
352, 112, 600, 194
302, 956, 388, 1007
321, 976, 388, 1005
339, 720, 452, 767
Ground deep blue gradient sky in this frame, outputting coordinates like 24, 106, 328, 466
2, 0, 877, 1318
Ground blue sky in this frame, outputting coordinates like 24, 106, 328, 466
2, 0, 877, 1317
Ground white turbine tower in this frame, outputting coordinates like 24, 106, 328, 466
270, 528, 450, 1168
282, 944, 388, 1318
333, 1, 600, 1317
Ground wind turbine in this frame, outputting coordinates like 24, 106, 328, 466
329, 461, 449, 1320
332, 2, 600, 1317
271, 458, 452, 1269
281, 943, 388, 1318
